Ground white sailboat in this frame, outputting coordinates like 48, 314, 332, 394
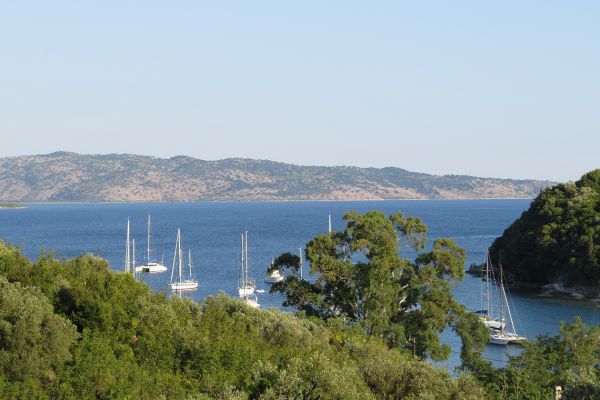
238, 232, 256, 297
477, 253, 506, 331
169, 229, 199, 291
238, 232, 259, 308
328, 212, 332, 234
136, 214, 167, 273
124, 218, 133, 274
488, 264, 527, 345
265, 258, 284, 284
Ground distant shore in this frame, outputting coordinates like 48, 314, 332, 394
0, 198, 533, 206
0, 204, 25, 209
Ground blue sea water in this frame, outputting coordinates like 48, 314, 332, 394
0, 200, 597, 369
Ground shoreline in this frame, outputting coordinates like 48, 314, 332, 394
0, 197, 534, 206
466, 267, 598, 300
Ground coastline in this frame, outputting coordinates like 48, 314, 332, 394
466, 265, 598, 300
0, 197, 533, 206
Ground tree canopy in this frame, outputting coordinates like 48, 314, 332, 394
269, 210, 488, 362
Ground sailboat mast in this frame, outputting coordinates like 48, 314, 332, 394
170, 229, 178, 284
499, 262, 505, 333
188, 249, 192, 279
486, 254, 492, 319
500, 264, 517, 334
147, 214, 151, 263
240, 234, 245, 289
132, 238, 136, 272
298, 248, 303, 279
178, 230, 183, 284
328, 213, 332, 234
245, 231, 249, 288
125, 218, 131, 273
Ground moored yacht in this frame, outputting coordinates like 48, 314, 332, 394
136, 214, 167, 273
169, 229, 199, 291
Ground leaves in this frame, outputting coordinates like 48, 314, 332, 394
271, 210, 487, 365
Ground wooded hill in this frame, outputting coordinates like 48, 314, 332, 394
489, 169, 600, 293
0, 152, 552, 202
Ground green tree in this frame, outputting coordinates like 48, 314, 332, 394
489, 318, 600, 400
0, 277, 78, 398
270, 210, 488, 362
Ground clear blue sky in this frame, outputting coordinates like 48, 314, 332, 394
1, 2, 598, 181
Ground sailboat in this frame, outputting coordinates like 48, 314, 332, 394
488, 264, 527, 345
169, 229, 199, 291
238, 232, 256, 296
136, 214, 167, 273
238, 232, 259, 308
476, 253, 506, 331
124, 218, 134, 274
265, 258, 284, 283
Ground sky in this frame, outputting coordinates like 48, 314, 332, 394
1, 2, 598, 182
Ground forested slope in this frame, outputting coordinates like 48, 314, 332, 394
489, 169, 600, 293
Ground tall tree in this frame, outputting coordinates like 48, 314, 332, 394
269, 210, 488, 362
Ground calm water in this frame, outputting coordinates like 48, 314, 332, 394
0, 200, 597, 369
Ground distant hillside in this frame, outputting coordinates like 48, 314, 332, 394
0, 152, 553, 202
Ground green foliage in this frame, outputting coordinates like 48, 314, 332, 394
0, 276, 78, 398
270, 210, 489, 364
0, 240, 484, 399
489, 170, 600, 287
483, 318, 600, 399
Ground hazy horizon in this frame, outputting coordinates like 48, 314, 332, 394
1, 2, 598, 182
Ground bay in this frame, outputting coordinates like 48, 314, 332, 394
0, 199, 596, 369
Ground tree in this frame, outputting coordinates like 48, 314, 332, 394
270, 210, 488, 362
0, 277, 78, 397
490, 318, 600, 399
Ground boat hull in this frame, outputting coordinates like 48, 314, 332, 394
170, 280, 199, 291
489, 334, 510, 345
264, 276, 284, 284
136, 263, 168, 273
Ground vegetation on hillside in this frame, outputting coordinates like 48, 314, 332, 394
489, 169, 600, 290
0, 240, 486, 399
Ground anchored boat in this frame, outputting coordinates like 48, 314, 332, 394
169, 229, 199, 291
136, 214, 167, 273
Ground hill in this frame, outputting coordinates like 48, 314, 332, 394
489, 169, 600, 295
0, 152, 552, 202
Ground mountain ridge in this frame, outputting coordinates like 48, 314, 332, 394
0, 152, 554, 202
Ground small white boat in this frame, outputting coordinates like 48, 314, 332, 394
256, 289, 266, 294
265, 268, 284, 284
243, 293, 260, 308
136, 214, 168, 273
169, 229, 198, 291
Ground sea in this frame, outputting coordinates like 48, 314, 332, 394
1, 199, 597, 370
